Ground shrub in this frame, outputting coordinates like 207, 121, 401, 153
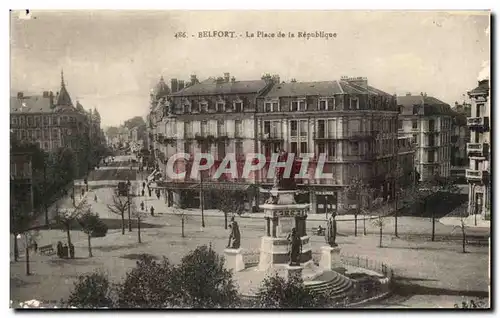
91, 220, 108, 238
66, 271, 114, 308
256, 274, 328, 308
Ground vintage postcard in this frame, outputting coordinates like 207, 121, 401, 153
9, 10, 490, 309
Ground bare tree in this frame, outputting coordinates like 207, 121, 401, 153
343, 176, 371, 237
131, 202, 145, 243
214, 190, 245, 229
172, 205, 191, 238
372, 216, 386, 248
77, 209, 105, 257
107, 194, 131, 235
53, 199, 89, 258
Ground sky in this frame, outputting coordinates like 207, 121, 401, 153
10, 10, 490, 127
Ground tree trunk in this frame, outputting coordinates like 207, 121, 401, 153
25, 236, 30, 276
66, 226, 72, 247
87, 234, 93, 257
137, 217, 142, 243
13, 233, 19, 262
354, 213, 358, 237
462, 226, 466, 253
363, 216, 366, 236
181, 217, 185, 238
431, 213, 435, 242
394, 197, 399, 237
224, 212, 228, 230
128, 197, 132, 232
379, 224, 383, 248
121, 212, 125, 235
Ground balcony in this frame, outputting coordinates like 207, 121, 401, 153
466, 169, 489, 183
313, 131, 327, 140
260, 132, 284, 141
467, 116, 489, 131
467, 143, 489, 158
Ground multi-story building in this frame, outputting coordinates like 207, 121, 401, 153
256, 76, 403, 213
450, 108, 469, 181
10, 71, 105, 172
397, 93, 453, 182
148, 74, 412, 213
466, 79, 490, 218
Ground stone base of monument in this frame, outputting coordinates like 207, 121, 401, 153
258, 236, 312, 271
286, 265, 303, 281
319, 245, 341, 271
224, 248, 245, 273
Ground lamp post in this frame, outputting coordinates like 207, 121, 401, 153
200, 172, 205, 228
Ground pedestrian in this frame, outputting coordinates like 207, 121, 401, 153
140, 201, 145, 211
94, 194, 98, 202
56, 241, 63, 258
33, 241, 38, 253
141, 189, 145, 197
150, 206, 155, 216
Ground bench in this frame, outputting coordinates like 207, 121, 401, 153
39, 244, 55, 256
466, 238, 489, 246
312, 227, 325, 236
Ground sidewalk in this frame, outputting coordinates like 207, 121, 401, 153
439, 214, 490, 228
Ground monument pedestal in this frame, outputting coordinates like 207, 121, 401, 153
258, 236, 312, 271
286, 265, 303, 282
224, 248, 245, 273
319, 245, 341, 271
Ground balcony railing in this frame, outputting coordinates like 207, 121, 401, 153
467, 142, 489, 157
467, 116, 489, 130
466, 169, 489, 182
260, 132, 283, 140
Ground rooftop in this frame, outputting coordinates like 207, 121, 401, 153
171, 79, 270, 96
468, 79, 489, 96
397, 94, 453, 116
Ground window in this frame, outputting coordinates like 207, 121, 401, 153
428, 150, 435, 163
44, 142, 49, 149
217, 102, 224, 112
43, 116, 49, 126
350, 142, 359, 155
35, 116, 40, 127
235, 120, 243, 138
191, 101, 199, 113
184, 141, 192, 154
201, 121, 208, 136
317, 120, 325, 138
234, 102, 243, 112
200, 102, 208, 113
21, 129, 26, 139
264, 121, 271, 136
300, 142, 308, 154
428, 119, 435, 131
11, 117, 17, 126
43, 129, 49, 139
291, 142, 298, 156
27, 116, 34, 127
235, 141, 243, 156
184, 122, 192, 138
265, 102, 271, 112
217, 142, 225, 160
349, 98, 359, 110
300, 120, 308, 137
208, 101, 215, 112
319, 100, 327, 111
291, 100, 306, 112
271, 122, 280, 138
28, 130, 33, 139
290, 120, 298, 137
217, 120, 225, 136
413, 133, 418, 144
184, 102, 191, 113
35, 129, 41, 139
412, 105, 419, 115
328, 142, 336, 158
398, 120, 403, 130
412, 120, 418, 129
317, 142, 326, 155
19, 116, 25, 126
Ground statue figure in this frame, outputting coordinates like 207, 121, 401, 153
325, 212, 338, 247
287, 228, 302, 266
265, 195, 278, 204
226, 216, 241, 249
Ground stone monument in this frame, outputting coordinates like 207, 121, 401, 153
258, 149, 312, 272
320, 212, 341, 271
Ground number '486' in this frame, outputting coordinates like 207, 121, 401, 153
175, 32, 187, 38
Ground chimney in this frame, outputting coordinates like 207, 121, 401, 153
171, 78, 178, 93
190, 74, 197, 86
406, 92, 411, 96
291, 78, 297, 83
216, 77, 225, 84
224, 73, 230, 83
272, 74, 280, 84
178, 80, 185, 91
231, 76, 236, 83
17, 92, 23, 99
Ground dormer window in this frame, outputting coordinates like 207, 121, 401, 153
349, 97, 359, 110
265, 100, 280, 112
291, 99, 306, 112
233, 97, 243, 112
191, 101, 199, 113
200, 99, 208, 113
216, 96, 225, 112
183, 99, 191, 113
318, 99, 328, 111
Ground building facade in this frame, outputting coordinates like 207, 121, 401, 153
10, 71, 105, 171
466, 79, 491, 218
397, 93, 453, 182
148, 74, 414, 213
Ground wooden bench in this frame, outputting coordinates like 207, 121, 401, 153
312, 227, 325, 236
39, 244, 55, 256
